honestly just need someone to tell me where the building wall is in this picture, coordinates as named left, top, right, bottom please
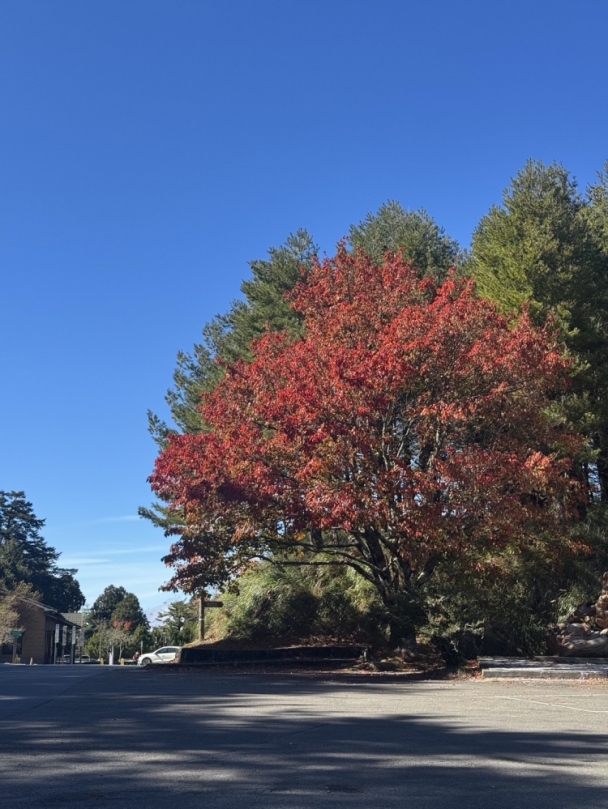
left=19, top=602, right=48, bottom=664
left=0, top=600, right=76, bottom=665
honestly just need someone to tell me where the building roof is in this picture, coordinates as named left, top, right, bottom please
left=61, top=612, right=87, bottom=627
left=0, top=587, right=79, bottom=627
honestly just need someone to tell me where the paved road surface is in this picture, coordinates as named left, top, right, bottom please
left=1, top=665, right=608, bottom=808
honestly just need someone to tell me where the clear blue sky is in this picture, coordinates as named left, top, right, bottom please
left=1, top=1, right=606, bottom=611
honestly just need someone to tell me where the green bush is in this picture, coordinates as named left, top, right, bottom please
left=420, top=511, right=608, bottom=662
left=205, top=507, right=608, bottom=661
left=206, top=560, right=384, bottom=644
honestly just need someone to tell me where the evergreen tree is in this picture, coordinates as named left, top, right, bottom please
left=111, top=592, right=149, bottom=631
left=156, top=230, right=317, bottom=441
left=140, top=230, right=318, bottom=528
left=0, top=491, right=84, bottom=611
left=471, top=160, right=608, bottom=500
left=586, top=163, right=608, bottom=250
left=90, top=585, right=128, bottom=625
left=349, top=201, right=465, bottom=280
left=89, top=586, right=149, bottom=657
left=156, top=600, right=197, bottom=645
left=583, top=163, right=608, bottom=499
left=471, top=160, right=601, bottom=323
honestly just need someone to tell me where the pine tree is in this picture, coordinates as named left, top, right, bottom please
left=140, top=231, right=318, bottom=528
left=349, top=201, right=465, bottom=279
left=156, top=600, right=197, bottom=644
left=159, top=230, right=317, bottom=440
left=111, top=592, right=149, bottom=631
left=0, top=491, right=84, bottom=612
left=584, top=163, right=608, bottom=499
left=90, top=585, right=128, bottom=625
left=471, top=160, right=608, bottom=500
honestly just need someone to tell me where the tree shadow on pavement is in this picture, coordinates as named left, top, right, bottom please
left=1, top=668, right=607, bottom=809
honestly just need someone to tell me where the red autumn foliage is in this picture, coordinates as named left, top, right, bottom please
left=151, top=248, right=583, bottom=615
left=113, top=620, right=132, bottom=632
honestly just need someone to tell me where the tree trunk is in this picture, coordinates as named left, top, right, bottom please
left=384, top=589, right=425, bottom=652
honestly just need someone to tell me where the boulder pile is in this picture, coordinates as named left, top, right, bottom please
left=548, top=573, right=608, bottom=657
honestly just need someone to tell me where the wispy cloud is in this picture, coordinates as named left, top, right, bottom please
left=53, top=515, right=142, bottom=530
left=104, top=545, right=167, bottom=556
left=96, top=515, right=140, bottom=524
left=61, top=555, right=176, bottom=610
left=62, top=545, right=167, bottom=566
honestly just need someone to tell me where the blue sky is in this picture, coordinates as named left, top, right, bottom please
left=1, top=1, right=607, bottom=611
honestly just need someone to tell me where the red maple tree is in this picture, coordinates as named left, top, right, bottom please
left=151, top=248, right=584, bottom=637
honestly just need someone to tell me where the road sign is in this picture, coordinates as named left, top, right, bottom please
left=10, top=630, right=23, bottom=638
left=198, top=596, right=224, bottom=641
left=55, top=623, right=60, bottom=643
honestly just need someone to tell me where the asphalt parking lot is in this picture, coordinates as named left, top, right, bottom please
left=1, top=665, right=608, bottom=808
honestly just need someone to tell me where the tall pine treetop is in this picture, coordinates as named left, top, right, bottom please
left=349, top=201, right=465, bottom=279
left=0, top=491, right=85, bottom=612
left=155, top=230, right=318, bottom=441
left=471, top=159, right=608, bottom=501
left=471, top=160, right=601, bottom=324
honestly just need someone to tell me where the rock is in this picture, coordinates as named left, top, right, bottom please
left=562, top=623, right=591, bottom=637
left=559, top=633, right=608, bottom=656
left=573, top=601, right=596, bottom=620
left=596, top=612, right=608, bottom=630
left=550, top=573, right=608, bottom=656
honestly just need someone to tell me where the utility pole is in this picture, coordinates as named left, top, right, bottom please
left=198, top=591, right=205, bottom=642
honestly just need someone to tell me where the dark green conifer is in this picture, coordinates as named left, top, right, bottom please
left=471, top=160, right=608, bottom=500
left=349, top=201, right=465, bottom=279
left=0, top=491, right=85, bottom=611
